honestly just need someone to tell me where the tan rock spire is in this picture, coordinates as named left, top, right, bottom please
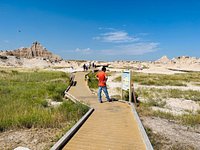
left=4, top=41, right=61, bottom=61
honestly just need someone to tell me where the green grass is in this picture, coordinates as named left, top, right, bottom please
left=136, top=87, right=200, bottom=101
left=179, top=113, right=200, bottom=126
left=115, top=72, right=200, bottom=86
left=153, top=111, right=200, bottom=127
left=193, top=83, right=200, bottom=86
left=86, top=72, right=99, bottom=89
left=137, top=102, right=200, bottom=126
left=52, top=66, right=70, bottom=69
left=0, top=69, right=89, bottom=131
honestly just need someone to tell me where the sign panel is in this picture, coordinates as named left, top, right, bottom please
left=122, top=71, right=131, bottom=90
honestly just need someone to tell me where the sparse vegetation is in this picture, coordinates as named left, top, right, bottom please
left=52, top=66, right=70, bottom=69
left=0, top=69, right=89, bottom=131
left=135, top=85, right=200, bottom=125
left=115, top=71, right=200, bottom=86
left=137, top=102, right=200, bottom=126
left=145, top=127, right=196, bottom=150
left=153, top=111, right=200, bottom=126
left=145, top=127, right=171, bottom=150
left=136, top=87, right=200, bottom=101
left=180, top=113, right=200, bottom=126
left=193, top=82, right=200, bottom=86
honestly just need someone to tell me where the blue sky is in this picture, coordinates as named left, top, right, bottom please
left=0, top=0, right=200, bottom=61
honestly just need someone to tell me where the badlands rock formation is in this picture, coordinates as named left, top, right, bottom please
left=0, top=41, right=61, bottom=61
left=155, top=55, right=171, bottom=64
left=155, top=56, right=200, bottom=71
left=0, top=42, right=66, bottom=68
left=155, top=55, right=200, bottom=65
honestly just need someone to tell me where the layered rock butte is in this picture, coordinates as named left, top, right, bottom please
left=1, top=41, right=61, bottom=61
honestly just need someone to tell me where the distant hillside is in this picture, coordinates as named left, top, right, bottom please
left=0, top=41, right=61, bottom=61
left=156, top=55, right=200, bottom=65
left=155, top=55, right=171, bottom=64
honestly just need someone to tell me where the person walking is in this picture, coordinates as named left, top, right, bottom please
left=96, top=66, right=111, bottom=103
left=83, top=64, right=86, bottom=71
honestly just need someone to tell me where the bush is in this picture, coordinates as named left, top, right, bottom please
left=87, top=72, right=98, bottom=89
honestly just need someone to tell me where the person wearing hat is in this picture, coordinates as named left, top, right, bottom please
left=96, top=66, right=111, bottom=103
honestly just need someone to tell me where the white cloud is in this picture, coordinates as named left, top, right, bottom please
left=67, top=28, right=159, bottom=58
left=71, top=42, right=159, bottom=56
left=118, top=42, right=159, bottom=55
left=93, top=28, right=159, bottom=56
left=94, top=31, right=139, bottom=43
left=67, top=42, right=159, bottom=57
left=100, top=42, right=159, bottom=55
left=74, top=48, right=92, bottom=54
left=98, top=27, right=116, bottom=31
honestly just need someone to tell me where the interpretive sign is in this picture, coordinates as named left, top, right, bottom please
left=122, top=71, right=131, bottom=90
left=121, top=70, right=132, bottom=102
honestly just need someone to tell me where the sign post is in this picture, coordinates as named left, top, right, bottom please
left=121, top=70, right=132, bottom=102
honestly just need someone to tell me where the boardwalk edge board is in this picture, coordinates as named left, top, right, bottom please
left=50, top=108, right=94, bottom=150
left=118, top=100, right=154, bottom=150
left=131, top=103, right=154, bottom=150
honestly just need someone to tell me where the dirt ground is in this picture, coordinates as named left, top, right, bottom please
left=0, top=128, right=63, bottom=150
left=141, top=116, right=200, bottom=150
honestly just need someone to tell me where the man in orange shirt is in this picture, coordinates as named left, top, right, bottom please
left=96, top=66, right=111, bottom=103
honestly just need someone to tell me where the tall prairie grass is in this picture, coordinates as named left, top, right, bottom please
left=0, top=69, right=89, bottom=131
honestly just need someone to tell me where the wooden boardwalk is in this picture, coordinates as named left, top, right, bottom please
left=63, top=72, right=146, bottom=150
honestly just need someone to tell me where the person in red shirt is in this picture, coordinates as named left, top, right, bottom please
left=96, top=66, right=111, bottom=103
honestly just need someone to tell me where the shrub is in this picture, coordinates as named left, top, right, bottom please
left=87, top=72, right=98, bottom=89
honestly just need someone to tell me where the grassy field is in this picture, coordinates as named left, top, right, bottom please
left=115, top=71, right=200, bottom=86
left=0, top=69, right=89, bottom=131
